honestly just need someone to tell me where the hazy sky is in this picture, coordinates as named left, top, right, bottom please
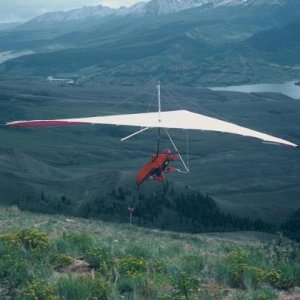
left=1, top=0, right=147, bottom=23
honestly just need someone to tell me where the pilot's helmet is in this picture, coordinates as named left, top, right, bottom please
left=162, top=149, right=171, bottom=155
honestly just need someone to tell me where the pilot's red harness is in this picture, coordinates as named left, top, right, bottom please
left=136, top=150, right=179, bottom=185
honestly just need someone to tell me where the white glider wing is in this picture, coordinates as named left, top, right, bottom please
left=6, top=109, right=298, bottom=147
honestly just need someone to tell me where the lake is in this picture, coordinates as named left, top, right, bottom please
left=210, top=80, right=300, bottom=99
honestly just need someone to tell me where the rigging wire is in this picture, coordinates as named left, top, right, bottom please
left=164, top=85, right=235, bottom=124
left=162, top=85, right=245, bottom=168
left=102, top=84, right=156, bottom=115
left=165, top=129, right=190, bottom=173
left=103, top=85, right=157, bottom=145
left=162, top=86, right=184, bottom=111
left=104, top=84, right=191, bottom=173
left=146, top=87, right=157, bottom=113
left=186, top=129, right=190, bottom=171
left=161, top=86, right=191, bottom=170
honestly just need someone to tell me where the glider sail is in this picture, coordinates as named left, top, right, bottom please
left=6, top=109, right=298, bottom=147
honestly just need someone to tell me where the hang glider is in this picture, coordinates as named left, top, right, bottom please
left=6, top=83, right=298, bottom=184
left=6, top=109, right=298, bottom=148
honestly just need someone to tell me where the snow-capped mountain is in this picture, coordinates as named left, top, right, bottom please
left=28, top=5, right=115, bottom=24
left=128, top=0, right=207, bottom=16
left=26, top=0, right=299, bottom=24
left=136, top=0, right=299, bottom=16
left=27, top=2, right=152, bottom=24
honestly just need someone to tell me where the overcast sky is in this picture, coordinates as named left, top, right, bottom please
left=1, top=0, right=147, bottom=23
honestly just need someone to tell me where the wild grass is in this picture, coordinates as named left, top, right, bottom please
left=0, top=206, right=299, bottom=299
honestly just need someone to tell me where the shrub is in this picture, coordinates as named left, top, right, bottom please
left=217, top=248, right=282, bottom=289
left=85, top=247, right=113, bottom=276
left=0, top=239, right=52, bottom=290
left=118, top=255, right=147, bottom=277
left=17, top=280, right=58, bottom=300
left=243, top=266, right=281, bottom=289
left=49, top=253, right=74, bottom=269
left=173, top=271, right=199, bottom=300
left=0, top=229, right=49, bottom=252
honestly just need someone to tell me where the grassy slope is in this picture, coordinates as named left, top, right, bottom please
left=0, top=205, right=299, bottom=299
left=0, top=205, right=274, bottom=244
left=0, top=80, right=299, bottom=223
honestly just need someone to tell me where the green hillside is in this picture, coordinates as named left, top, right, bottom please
left=0, top=205, right=299, bottom=299
left=245, top=18, right=300, bottom=65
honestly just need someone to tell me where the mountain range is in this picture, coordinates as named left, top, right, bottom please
left=1, top=0, right=300, bottom=85
left=25, top=0, right=300, bottom=23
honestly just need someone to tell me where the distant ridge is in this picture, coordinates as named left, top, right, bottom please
left=27, top=5, right=116, bottom=24
left=25, top=0, right=300, bottom=24
left=0, top=22, right=21, bottom=31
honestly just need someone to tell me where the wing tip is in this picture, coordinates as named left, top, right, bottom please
left=262, top=141, right=298, bottom=148
left=5, top=121, right=24, bottom=127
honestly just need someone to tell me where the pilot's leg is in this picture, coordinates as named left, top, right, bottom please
left=155, top=173, right=165, bottom=182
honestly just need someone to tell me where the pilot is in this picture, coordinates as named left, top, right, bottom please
left=136, top=149, right=178, bottom=185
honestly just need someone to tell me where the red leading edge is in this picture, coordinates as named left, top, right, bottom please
left=9, top=121, right=90, bottom=128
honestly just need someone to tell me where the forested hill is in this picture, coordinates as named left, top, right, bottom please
left=13, top=182, right=273, bottom=234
